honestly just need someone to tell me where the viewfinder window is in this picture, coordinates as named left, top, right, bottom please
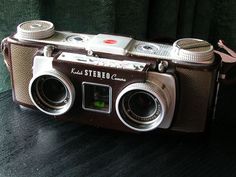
left=82, top=82, right=112, bottom=113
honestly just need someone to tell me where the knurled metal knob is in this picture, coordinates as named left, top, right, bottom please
left=17, top=20, right=55, bottom=39
left=172, top=38, right=214, bottom=63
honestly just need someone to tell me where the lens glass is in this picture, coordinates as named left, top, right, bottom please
left=35, top=75, right=69, bottom=109
left=42, top=78, right=67, bottom=104
left=128, top=92, right=156, bottom=118
left=121, top=90, right=162, bottom=123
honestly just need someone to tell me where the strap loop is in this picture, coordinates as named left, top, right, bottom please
left=0, top=38, right=10, bottom=71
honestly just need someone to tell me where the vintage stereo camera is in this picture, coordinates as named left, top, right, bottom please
left=1, top=20, right=221, bottom=132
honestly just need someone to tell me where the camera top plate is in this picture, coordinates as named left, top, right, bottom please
left=13, top=20, right=215, bottom=64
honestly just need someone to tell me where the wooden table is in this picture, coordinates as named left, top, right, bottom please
left=0, top=90, right=236, bottom=177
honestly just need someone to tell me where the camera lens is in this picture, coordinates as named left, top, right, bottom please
left=128, top=91, right=157, bottom=118
left=29, top=73, right=75, bottom=116
left=121, top=90, right=161, bottom=124
left=115, top=82, right=171, bottom=132
left=38, top=76, right=68, bottom=105
left=35, top=75, right=69, bottom=110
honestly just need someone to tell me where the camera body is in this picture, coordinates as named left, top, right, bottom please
left=1, top=20, right=221, bottom=132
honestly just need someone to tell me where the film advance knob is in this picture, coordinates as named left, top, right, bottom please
left=172, top=38, right=214, bottom=63
left=17, top=20, right=55, bottom=39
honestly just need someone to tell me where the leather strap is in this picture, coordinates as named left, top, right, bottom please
left=214, top=40, right=236, bottom=63
left=214, top=40, right=236, bottom=85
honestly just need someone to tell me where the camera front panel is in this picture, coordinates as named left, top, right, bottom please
left=26, top=50, right=176, bottom=132
left=52, top=55, right=151, bottom=131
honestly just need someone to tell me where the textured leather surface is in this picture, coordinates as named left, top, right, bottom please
left=0, top=0, right=236, bottom=93
left=10, top=44, right=38, bottom=105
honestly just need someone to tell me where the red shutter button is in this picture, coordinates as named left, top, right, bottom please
left=104, top=39, right=117, bottom=44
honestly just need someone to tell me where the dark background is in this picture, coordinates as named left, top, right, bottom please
left=0, top=0, right=236, bottom=92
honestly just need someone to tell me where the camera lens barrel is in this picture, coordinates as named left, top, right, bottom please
left=29, top=71, right=75, bottom=116
left=116, top=82, right=169, bottom=132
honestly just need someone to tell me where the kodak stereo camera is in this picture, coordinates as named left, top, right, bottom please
left=1, top=20, right=222, bottom=132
